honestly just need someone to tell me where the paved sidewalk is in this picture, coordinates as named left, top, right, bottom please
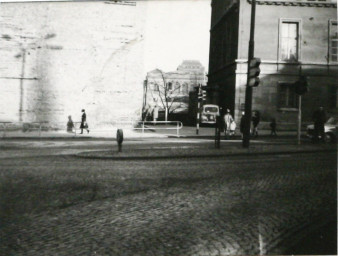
left=1, top=125, right=304, bottom=139
left=0, top=128, right=167, bottom=140
left=1, top=125, right=336, bottom=159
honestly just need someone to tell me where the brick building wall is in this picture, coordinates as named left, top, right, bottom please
left=0, top=1, right=146, bottom=127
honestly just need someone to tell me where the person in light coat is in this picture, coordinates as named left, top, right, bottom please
left=223, top=109, right=234, bottom=138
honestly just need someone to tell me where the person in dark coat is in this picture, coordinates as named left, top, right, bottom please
left=67, top=115, right=74, bottom=133
left=251, top=111, right=260, bottom=137
left=270, top=118, right=277, bottom=136
left=312, top=106, right=326, bottom=142
left=80, top=109, right=90, bottom=134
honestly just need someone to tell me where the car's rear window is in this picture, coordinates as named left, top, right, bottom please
left=204, top=107, right=218, bottom=113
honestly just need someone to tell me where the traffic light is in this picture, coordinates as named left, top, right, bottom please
left=294, top=76, right=308, bottom=95
left=198, top=86, right=207, bottom=102
left=202, top=89, right=207, bottom=101
left=248, top=58, right=261, bottom=87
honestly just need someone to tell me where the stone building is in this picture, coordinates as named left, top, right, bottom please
left=0, top=0, right=146, bottom=128
left=143, top=60, right=206, bottom=120
left=208, top=0, right=337, bottom=129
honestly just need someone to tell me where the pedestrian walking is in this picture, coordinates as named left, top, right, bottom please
left=251, top=110, right=260, bottom=137
left=240, top=111, right=245, bottom=139
left=223, top=109, right=234, bottom=138
left=80, top=109, right=90, bottom=134
left=67, top=115, right=74, bottom=133
left=312, top=106, right=326, bottom=143
left=270, top=118, right=277, bottom=136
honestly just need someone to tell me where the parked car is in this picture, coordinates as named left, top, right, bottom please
left=200, top=104, right=219, bottom=124
left=306, top=116, right=338, bottom=143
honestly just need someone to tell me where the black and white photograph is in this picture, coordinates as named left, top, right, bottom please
left=0, top=0, right=337, bottom=255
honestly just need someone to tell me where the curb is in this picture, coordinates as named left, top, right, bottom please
left=169, top=135, right=308, bottom=139
left=0, top=136, right=156, bottom=141
left=74, top=148, right=336, bottom=160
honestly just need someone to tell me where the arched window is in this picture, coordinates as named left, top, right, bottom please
left=183, top=83, right=189, bottom=94
left=167, top=82, right=173, bottom=91
left=175, top=82, right=181, bottom=92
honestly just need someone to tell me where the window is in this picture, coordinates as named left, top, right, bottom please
left=175, top=82, right=181, bottom=92
left=167, top=82, right=173, bottom=91
left=153, top=83, right=159, bottom=92
left=329, top=20, right=338, bottom=63
left=278, top=82, right=298, bottom=109
left=183, top=83, right=189, bottom=94
left=279, top=20, right=300, bottom=62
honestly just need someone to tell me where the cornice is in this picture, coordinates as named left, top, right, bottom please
left=247, top=0, right=337, bottom=7
left=208, top=59, right=338, bottom=76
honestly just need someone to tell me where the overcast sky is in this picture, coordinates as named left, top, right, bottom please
left=144, top=0, right=211, bottom=73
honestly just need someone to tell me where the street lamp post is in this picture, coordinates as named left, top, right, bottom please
left=12, top=33, right=58, bottom=122
left=19, top=48, right=26, bottom=122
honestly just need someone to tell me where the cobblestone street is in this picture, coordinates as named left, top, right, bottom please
left=0, top=149, right=336, bottom=255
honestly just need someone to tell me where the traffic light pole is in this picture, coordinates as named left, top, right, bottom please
left=242, top=0, right=256, bottom=148
left=196, top=100, right=200, bottom=135
left=297, top=95, right=302, bottom=145
left=196, top=84, right=201, bottom=135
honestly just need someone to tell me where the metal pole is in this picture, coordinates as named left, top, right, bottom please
left=165, top=107, right=168, bottom=123
left=3, top=123, right=6, bottom=138
left=196, top=85, right=201, bottom=135
left=196, top=102, right=200, bottom=135
left=19, top=48, right=26, bottom=122
left=143, top=79, right=148, bottom=121
left=242, top=0, right=256, bottom=148
left=215, top=116, right=221, bottom=149
left=177, top=122, right=179, bottom=137
left=297, top=95, right=302, bottom=145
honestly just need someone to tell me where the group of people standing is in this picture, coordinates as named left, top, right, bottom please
left=224, top=106, right=327, bottom=141
left=222, top=109, right=271, bottom=138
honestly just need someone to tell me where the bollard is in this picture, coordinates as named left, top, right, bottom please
left=116, top=129, right=124, bottom=152
left=177, top=122, right=179, bottom=137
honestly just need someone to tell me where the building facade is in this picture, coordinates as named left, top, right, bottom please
left=208, top=0, right=337, bottom=129
left=0, top=1, right=146, bottom=128
left=143, top=60, right=206, bottom=120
